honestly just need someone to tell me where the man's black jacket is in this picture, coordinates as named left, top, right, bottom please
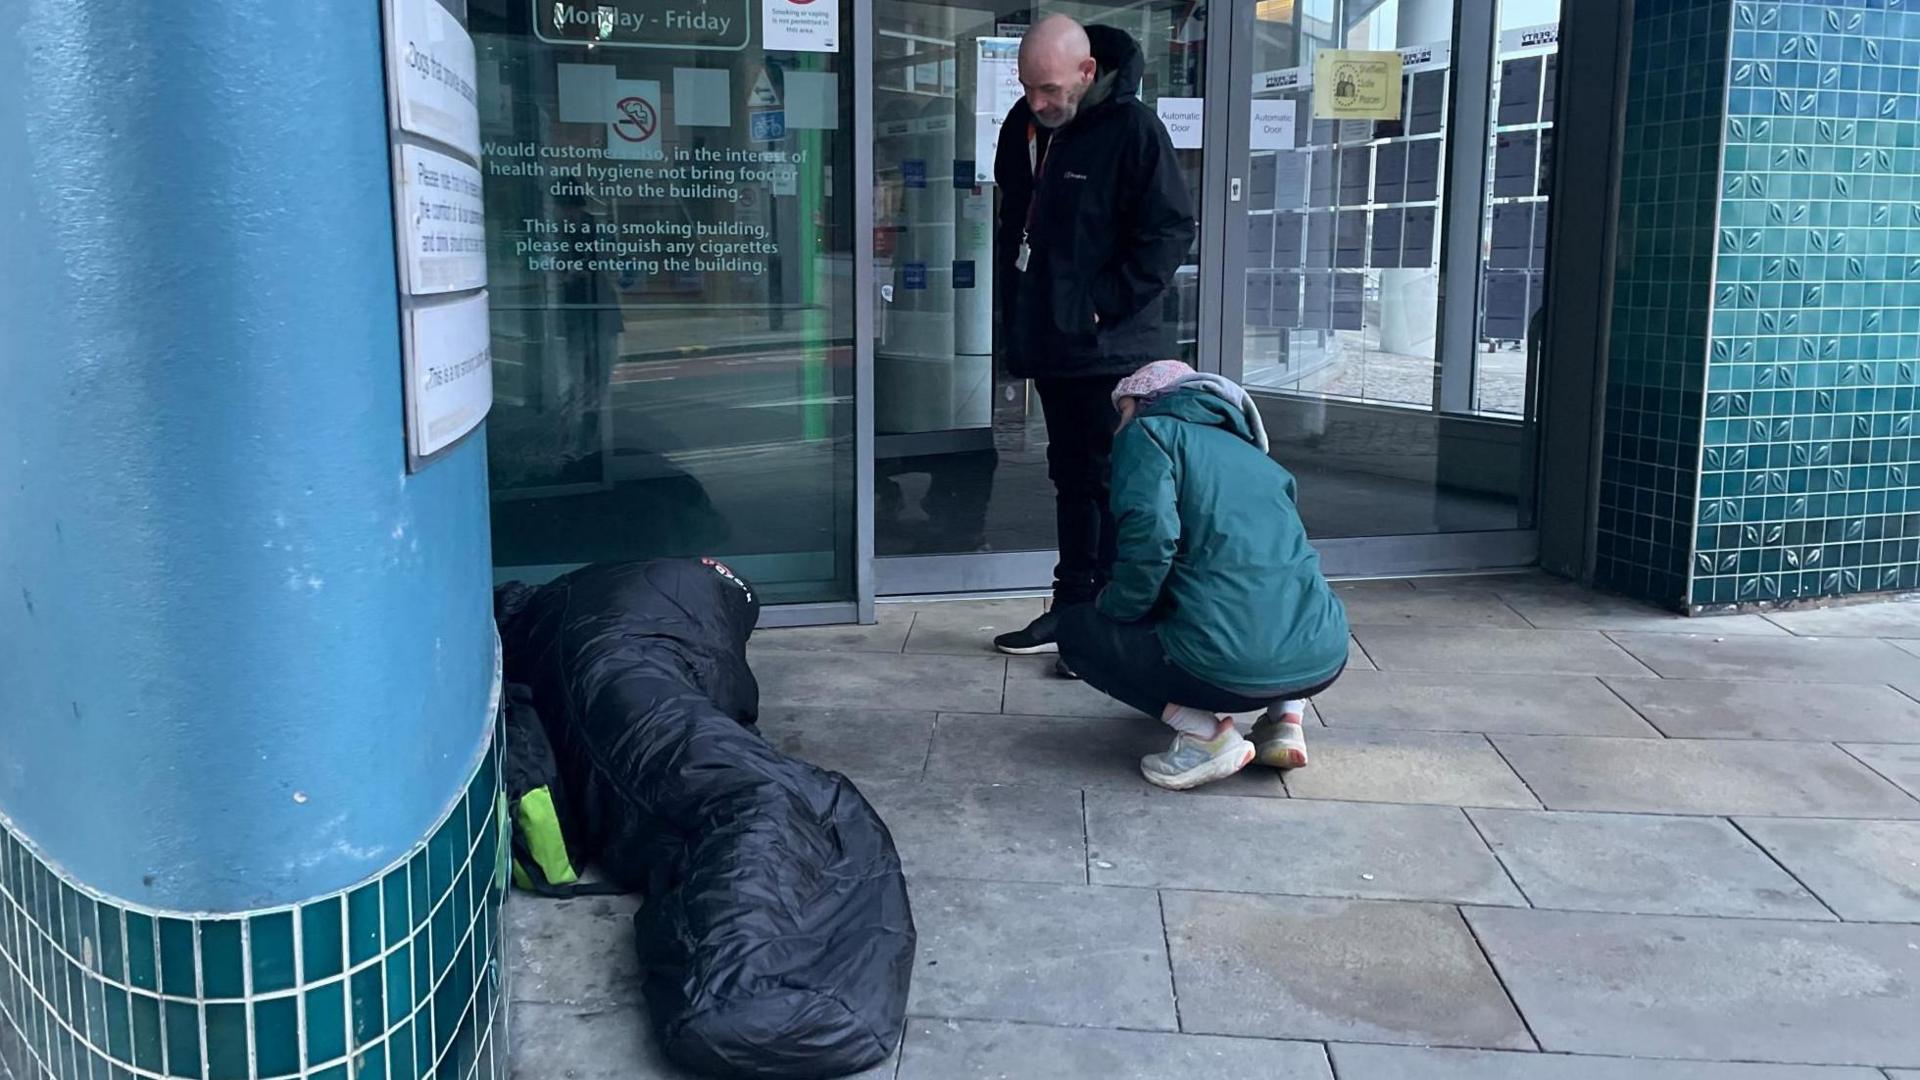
left=994, top=25, right=1199, bottom=379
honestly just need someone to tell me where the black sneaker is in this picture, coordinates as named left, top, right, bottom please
left=994, top=609, right=1061, bottom=655
left=1053, top=657, right=1082, bottom=680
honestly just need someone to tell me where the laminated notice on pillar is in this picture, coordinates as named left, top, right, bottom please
left=388, top=0, right=481, bottom=159
left=1156, top=98, right=1204, bottom=149
left=399, top=145, right=487, bottom=295
left=406, top=291, right=493, bottom=460
left=763, top=0, right=839, bottom=52
left=1312, top=50, right=1402, bottom=120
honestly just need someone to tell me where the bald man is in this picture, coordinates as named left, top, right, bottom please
left=991, top=16, right=1198, bottom=660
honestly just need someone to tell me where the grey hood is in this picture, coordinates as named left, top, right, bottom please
left=1166, top=372, right=1270, bottom=454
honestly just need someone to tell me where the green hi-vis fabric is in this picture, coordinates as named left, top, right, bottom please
left=512, top=785, right=580, bottom=889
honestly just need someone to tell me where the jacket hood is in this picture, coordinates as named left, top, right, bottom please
left=1086, top=25, right=1145, bottom=106
left=1138, top=386, right=1264, bottom=450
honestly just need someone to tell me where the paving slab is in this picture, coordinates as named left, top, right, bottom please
left=1338, top=588, right=1532, bottom=629
left=1335, top=578, right=1417, bottom=594
left=753, top=605, right=913, bottom=653
left=924, top=713, right=1288, bottom=798
left=1282, top=729, right=1539, bottom=808
left=901, top=598, right=1045, bottom=656
left=1353, top=626, right=1653, bottom=676
left=1769, top=602, right=1920, bottom=638
left=1605, top=680, right=1920, bottom=742
left=1845, top=743, right=1920, bottom=802
left=907, top=878, right=1176, bottom=1031
left=1610, top=632, right=1920, bottom=684
left=1491, top=735, right=1920, bottom=818
left=1466, top=907, right=1920, bottom=1066
left=1003, top=656, right=1137, bottom=718
left=1346, top=636, right=1377, bottom=671
left=859, top=781, right=1087, bottom=886
left=895, top=1019, right=1330, bottom=1080
left=1314, top=671, right=1658, bottom=736
left=1406, top=572, right=1559, bottom=593
left=1741, top=818, right=1920, bottom=922
left=1498, top=588, right=1785, bottom=635
left=755, top=707, right=936, bottom=784
left=1328, top=1044, right=1884, bottom=1080
left=1002, top=657, right=1324, bottom=728
left=752, top=650, right=1007, bottom=713
left=1469, top=809, right=1831, bottom=919
left=1162, top=892, right=1532, bottom=1048
left=1086, top=792, right=1523, bottom=904
left=510, top=1003, right=897, bottom=1079
left=506, top=895, right=644, bottom=1006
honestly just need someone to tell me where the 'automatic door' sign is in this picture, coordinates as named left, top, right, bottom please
left=537, top=0, right=752, bottom=50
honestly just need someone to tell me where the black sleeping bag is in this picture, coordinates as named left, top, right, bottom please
left=494, top=559, right=915, bottom=1079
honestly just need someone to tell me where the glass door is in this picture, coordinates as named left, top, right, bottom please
left=1218, top=0, right=1560, bottom=574
left=869, top=0, right=1213, bottom=594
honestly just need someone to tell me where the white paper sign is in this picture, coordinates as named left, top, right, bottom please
left=1156, top=97, right=1204, bottom=150
left=388, top=0, right=480, bottom=159
left=399, top=146, right=487, bottom=295
left=406, top=291, right=493, bottom=459
left=974, top=38, right=1026, bottom=182
left=1502, top=22, right=1560, bottom=54
left=763, top=0, right=839, bottom=53
left=1251, top=99, right=1299, bottom=151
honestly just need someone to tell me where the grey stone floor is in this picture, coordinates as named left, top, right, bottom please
left=507, top=573, right=1920, bottom=1079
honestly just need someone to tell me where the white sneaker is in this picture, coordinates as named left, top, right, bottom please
left=1250, top=710, right=1308, bottom=770
left=1140, top=729, right=1256, bottom=791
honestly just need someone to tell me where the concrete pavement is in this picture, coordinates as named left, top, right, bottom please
left=508, top=574, right=1920, bottom=1078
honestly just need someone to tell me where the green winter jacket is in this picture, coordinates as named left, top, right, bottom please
left=1097, top=387, right=1350, bottom=692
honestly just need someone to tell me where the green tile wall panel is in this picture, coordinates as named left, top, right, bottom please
left=1599, top=0, right=1920, bottom=611
left=0, top=731, right=507, bottom=1080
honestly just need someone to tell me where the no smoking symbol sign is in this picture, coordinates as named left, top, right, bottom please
left=614, top=96, right=658, bottom=142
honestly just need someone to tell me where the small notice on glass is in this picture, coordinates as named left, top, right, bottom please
left=1156, top=98, right=1204, bottom=149
left=1312, top=50, right=1403, bottom=120
left=763, top=0, right=839, bottom=53
left=974, top=38, right=1025, bottom=181
left=1250, top=100, right=1298, bottom=151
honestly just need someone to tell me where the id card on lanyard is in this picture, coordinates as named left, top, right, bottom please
left=1017, top=122, right=1047, bottom=273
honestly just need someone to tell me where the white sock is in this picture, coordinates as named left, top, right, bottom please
left=1273, top=700, right=1308, bottom=721
left=1163, top=705, right=1221, bottom=738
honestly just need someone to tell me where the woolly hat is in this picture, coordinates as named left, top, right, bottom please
left=1111, top=360, right=1197, bottom=406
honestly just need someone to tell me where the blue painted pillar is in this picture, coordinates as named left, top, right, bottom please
left=0, top=4, right=506, bottom=1079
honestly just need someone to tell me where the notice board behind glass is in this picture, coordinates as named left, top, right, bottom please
left=471, top=0, right=857, bottom=604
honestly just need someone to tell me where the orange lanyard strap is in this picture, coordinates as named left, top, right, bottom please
left=1024, top=122, right=1050, bottom=234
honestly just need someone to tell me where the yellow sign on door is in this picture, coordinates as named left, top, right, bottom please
left=1312, top=50, right=1403, bottom=120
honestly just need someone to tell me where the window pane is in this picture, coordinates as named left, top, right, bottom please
left=473, top=0, right=857, bottom=603
left=1242, top=0, right=1453, bottom=409
left=1475, top=0, right=1561, bottom=415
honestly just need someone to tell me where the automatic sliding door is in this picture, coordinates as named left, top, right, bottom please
left=1224, top=0, right=1551, bottom=557
left=870, top=0, right=1211, bottom=593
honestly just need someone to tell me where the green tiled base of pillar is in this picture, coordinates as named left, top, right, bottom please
left=0, top=732, right=507, bottom=1080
